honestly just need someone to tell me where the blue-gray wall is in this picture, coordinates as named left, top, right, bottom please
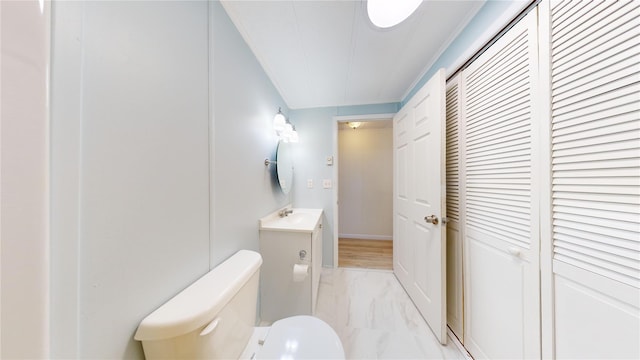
left=403, top=0, right=526, bottom=105
left=51, top=1, right=289, bottom=358
left=49, top=0, right=524, bottom=357
left=289, top=104, right=399, bottom=266
left=210, top=0, right=290, bottom=268
left=289, top=1, right=523, bottom=267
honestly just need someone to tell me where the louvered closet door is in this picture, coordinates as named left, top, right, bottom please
left=445, top=75, right=464, bottom=340
left=461, top=9, right=540, bottom=360
left=549, top=1, right=640, bottom=358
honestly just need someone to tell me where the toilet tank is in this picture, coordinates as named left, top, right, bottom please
left=134, top=250, right=262, bottom=359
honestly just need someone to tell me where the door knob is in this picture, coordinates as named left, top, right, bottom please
left=424, top=215, right=439, bottom=225
left=507, top=247, right=521, bottom=257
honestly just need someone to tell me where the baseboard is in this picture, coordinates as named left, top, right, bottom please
left=338, top=233, right=392, bottom=241
left=447, top=326, right=473, bottom=360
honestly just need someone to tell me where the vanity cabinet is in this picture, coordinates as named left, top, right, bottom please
left=310, top=220, right=322, bottom=310
left=259, top=208, right=323, bottom=323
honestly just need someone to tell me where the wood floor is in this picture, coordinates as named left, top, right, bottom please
left=338, top=238, right=393, bottom=270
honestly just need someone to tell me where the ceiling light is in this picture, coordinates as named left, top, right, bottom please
left=367, top=0, right=422, bottom=29
left=348, top=122, right=362, bottom=129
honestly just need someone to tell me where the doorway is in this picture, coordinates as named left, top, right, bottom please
left=333, top=116, right=394, bottom=270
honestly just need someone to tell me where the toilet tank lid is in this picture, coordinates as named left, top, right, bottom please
left=134, top=250, right=262, bottom=341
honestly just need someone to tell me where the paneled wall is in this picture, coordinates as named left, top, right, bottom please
left=51, top=2, right=210, bottom=357
left=0, top=1, right=51, bottom=357
left=49, top=1, right=290, bottom=358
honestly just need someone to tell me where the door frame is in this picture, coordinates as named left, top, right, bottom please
left=331, top=113, right=396, bottom=268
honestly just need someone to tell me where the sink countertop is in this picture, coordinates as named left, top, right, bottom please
left=259, top=208, right=323, bottom=233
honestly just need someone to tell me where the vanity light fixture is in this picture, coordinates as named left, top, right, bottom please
left=273, top=108, right=287, bottom=132
left=347, top=122, right=362, bottom=129
left=273, top=108, right=299, bottom=143
left=367, top=0, right=422, bottom=29
left=289, top=125, right=299, bottom=143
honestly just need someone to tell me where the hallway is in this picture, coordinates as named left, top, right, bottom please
left=338, top=239, right=393, bottom=270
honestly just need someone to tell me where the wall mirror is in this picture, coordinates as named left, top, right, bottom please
left=276, top=140, right=293, bottom=194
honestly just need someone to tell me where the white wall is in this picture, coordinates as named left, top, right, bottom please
left=338, top=126, right=393, bottom=240
left=0, top=1, right=51, bottom=358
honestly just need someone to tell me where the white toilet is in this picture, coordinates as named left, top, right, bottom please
left=134, top=250, right=344, bottom=359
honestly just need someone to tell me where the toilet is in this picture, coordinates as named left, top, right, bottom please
left=134, top=250, right=344, bottom=359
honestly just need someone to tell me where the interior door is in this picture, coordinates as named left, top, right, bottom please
left=394, top=68, right=447, bottom=344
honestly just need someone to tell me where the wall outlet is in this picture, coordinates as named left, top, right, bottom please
left=307, top=179, right=314, bottom=188
left=322, top=179, right=332, bottom=189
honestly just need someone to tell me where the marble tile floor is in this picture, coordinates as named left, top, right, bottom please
left=315, top=267, right=467, bottom=360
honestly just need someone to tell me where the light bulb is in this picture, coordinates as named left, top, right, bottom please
left=284, top=123, right=293, bottom=134
left=290, top=130, right=299, bottom=143
left=273, top=112, right=286, bottom=132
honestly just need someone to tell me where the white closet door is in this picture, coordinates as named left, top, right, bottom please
left=548, top=1, right=640, bottom=358
left=461, top=9, right=540, bottom=359
left=445, top=75, right=464, bottom=340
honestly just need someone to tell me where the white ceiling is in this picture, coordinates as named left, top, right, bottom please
left=220, top=0, right=485, bottom=109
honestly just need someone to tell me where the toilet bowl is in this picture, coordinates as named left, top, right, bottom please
left=134, top=250, right=344, bottom=359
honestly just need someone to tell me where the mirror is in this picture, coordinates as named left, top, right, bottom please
left=276, top=140, right=293, bottom=194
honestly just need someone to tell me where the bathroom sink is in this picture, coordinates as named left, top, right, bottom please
left=259, top=208, right=323, bottom=233
left=282, top=212, right=308, bottom=225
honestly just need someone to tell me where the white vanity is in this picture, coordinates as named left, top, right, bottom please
left=259, top=207, right=323, bottom=323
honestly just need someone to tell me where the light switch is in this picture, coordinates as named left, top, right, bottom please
left=322, top=179, right=332, bottom=189
left=326, top=156, right=333, bottom=166
left=307, top=179, right=314, bottom=188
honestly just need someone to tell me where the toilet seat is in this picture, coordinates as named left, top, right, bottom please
left=256, top=316, right=344, bottom=359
